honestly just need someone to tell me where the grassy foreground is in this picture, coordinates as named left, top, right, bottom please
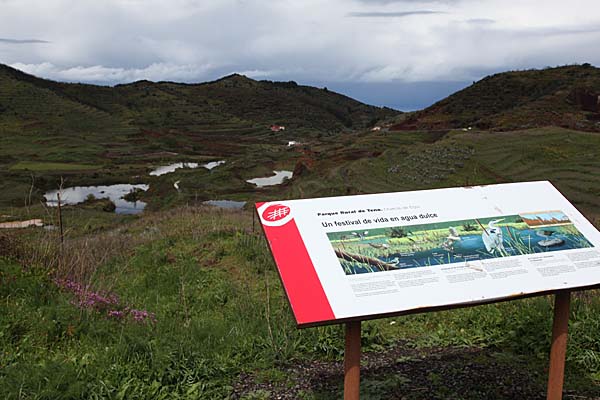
left=1, top=206, right=600, bottom=399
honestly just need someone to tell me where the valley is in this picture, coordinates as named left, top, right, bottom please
left=1, top=64, right=600, bottom=399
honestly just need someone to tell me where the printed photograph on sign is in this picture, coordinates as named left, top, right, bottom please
left=327, top=210, right=594, bottom=275
left=520, top=210, right=573, bottom=227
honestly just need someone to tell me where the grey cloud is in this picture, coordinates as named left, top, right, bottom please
left=0, top=37, right=49, bottom=44
left=347, top=10, right=445, bottom=17
left=466, top=18, right=495, bottom=24
left=524, top=26, right=600, bottom=37
left=355, top=0, right=458, bottom=3
left=470, top=24, right=600, bottom=38
left=10, top=62, right=213, bottom=85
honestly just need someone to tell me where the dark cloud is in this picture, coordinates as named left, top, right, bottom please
left=347, top=10, right=445, bottom=17
left=0, top=37, right=49, bottom=44
left=308, top=80, right=470, bottom=111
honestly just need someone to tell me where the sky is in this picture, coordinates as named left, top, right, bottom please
left=1, top=0, right=599, bottom=111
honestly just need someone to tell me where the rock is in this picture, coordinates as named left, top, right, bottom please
left=568, top=87, right=600, bottom=112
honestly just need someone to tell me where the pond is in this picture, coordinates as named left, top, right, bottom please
left=149, top=162, right=199, bottom=176
left=202, top=160, right=226, bottom=170
left=246, top=170, right=293, bottom=187
left=149, top=160, right=226, bottom=176
left=203, top=200, right=246, bottom=209
left=44, top=184, right=149, bottom=215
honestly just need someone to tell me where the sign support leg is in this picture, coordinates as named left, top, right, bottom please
left=547, top=290, right=571, bottom=400
left=344, top=320, right=361, bottom=400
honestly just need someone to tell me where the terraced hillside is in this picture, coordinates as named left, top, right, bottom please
left=392, top=64, right=600, bottom=131
left=452, top=127, right=600, bottom=223
left=275, top=127, right=600, bottom=228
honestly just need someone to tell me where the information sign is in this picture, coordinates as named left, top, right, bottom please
left=257, top=181, right=600, bottom=327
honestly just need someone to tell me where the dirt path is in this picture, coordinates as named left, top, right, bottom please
left=0, top=219, right=43, bottom=229
left=232, top=342, right=600, bottom=399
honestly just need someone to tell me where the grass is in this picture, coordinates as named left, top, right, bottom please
left=0, top=207, right=362, bottom=399
left=9, top=161, right=100, bottom=171
left=1, top=206, right=600, bottom=399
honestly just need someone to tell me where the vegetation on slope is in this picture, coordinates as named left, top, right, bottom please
left=392, top=64, right=600, bottom=131
left=0, top=64, right=398, bottom=134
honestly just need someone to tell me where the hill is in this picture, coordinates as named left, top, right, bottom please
left=0, top=63, right=399, bottom=207
left=391, top=64, right=600, bottom=131
left=0, top=64, right=398, bottom=136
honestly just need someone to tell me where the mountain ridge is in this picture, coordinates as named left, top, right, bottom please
left=0, top=63, right=398, bottom=135
left=391, top=64, right=600, bottom=132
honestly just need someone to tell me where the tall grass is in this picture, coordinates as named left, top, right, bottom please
left=0, top=207, right=384, bottom=399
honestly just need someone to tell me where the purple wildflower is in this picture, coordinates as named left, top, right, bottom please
left=107, top=310, right=125, bottom=319
left=54, top=278, right=156, bottom=324
left=127, top=308, right=157, bottom=324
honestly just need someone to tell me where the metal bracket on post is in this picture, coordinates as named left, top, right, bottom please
left=344, top=320, right=361, bottom=400
left=547, top=290, right=571, bottom=400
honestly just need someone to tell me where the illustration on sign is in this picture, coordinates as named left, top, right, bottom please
left=327, top=210, right=593, bottom=275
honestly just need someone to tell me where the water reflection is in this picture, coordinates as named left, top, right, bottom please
left=149, top=162, right=199, bottom=176
left=149, top=160, right=226, bottom=176
left=246, top=170, right=293, bottom=187
left=44, top=184, right=149, bottom=215
left=202, top=160, right=226, bottom=170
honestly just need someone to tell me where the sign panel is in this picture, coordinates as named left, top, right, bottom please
left=257, top=181, right=600, bottom=327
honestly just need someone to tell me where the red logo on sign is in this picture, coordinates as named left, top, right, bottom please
left=262, top=204, right=291, bottom=222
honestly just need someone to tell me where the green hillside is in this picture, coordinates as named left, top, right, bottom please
left=0, top=64, right=398, bottom=135
left=392, top=64, right=600, bottom=131
left=0, top=65, right=134, bottom=135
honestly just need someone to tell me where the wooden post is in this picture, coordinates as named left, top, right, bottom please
left=57, top=191, right=64, bottom=251
left=547, top=290, right=571, bottom=400
left=344, top=320, right=361, bottom=400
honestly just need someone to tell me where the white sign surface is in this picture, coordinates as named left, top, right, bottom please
left=257, top=181, right=600, bottom=327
